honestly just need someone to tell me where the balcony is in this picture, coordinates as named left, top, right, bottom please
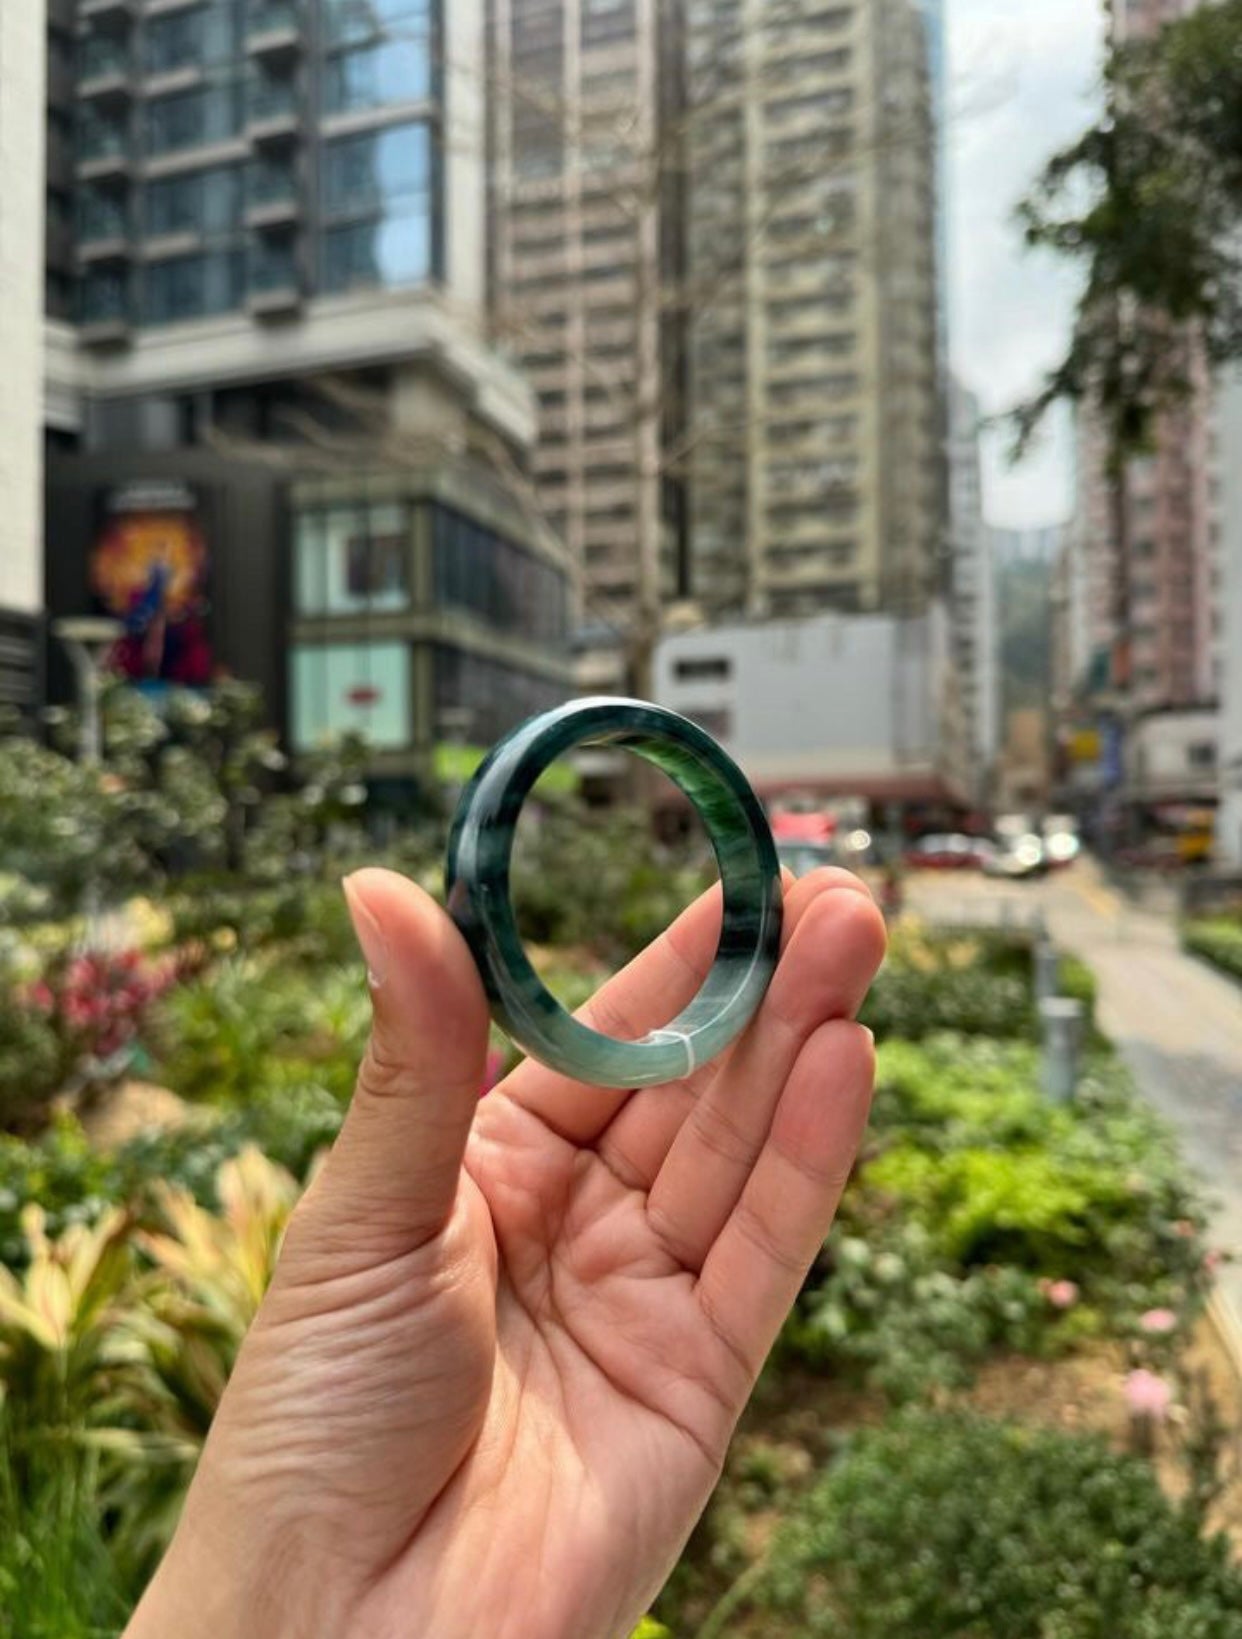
left=245, top=164, right=301, bottom=230
left=247, top=244, right=302, bottom=319
left=245, top=193, right=300, bottom=231
left=78, top=230, right=131, bottom=265
left=79, top=41, right=132, bottom=103
left=80, top=309, right=131, bottom=347
left=78, top=0, right=135, bottom=27
left=76, top=132, right=130, bottom=183
left=247, top=3, right=302, bottom=65
left=246, top=80, right=300, bottom=146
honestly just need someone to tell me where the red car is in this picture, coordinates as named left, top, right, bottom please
left=903, top=833, right=987, bottom=870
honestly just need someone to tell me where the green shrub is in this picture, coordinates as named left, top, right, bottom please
left=0, top=976, right=61, bottom=1134
left=0, top=1435, right=138, bottom=1639
left=782, top=1037, right=1208, bottom=1391
left=867, top=1039, right=1205, bottom=1294
left=509, top=799, right=714, bottom=964
left=758, top=1410, right=1242, bottom=1638
left=786, top=1224, right=1050, bottom=1401
left=0, top=1093, right=343, bottom=1270
left=860, top=964, right=1034, bottom=1041
left=149, top=958, right=368, bottom=1107
left=1184, top=917, right=1242, bottom=983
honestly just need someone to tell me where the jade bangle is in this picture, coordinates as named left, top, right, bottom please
left=445, top=698, right=782, bottom=1089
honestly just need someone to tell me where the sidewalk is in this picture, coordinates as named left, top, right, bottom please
left=1043, top=866, right=1242, bottom=1334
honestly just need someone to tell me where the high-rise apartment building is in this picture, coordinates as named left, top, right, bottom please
left=488, top=0, right=684, bottom=691
left=947, top=377, right=996, bottom=792
left=685, top=0, right=943, bottom=622
left=35, top=0, right=572, bottom=780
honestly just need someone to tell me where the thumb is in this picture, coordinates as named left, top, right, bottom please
left=288, top=868, right=491, bottom=1266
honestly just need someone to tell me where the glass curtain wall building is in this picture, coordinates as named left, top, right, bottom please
left=53, top=0, right=573, bottom=784
left=289, top=471, right=571, bottom=780
left=76, top=0, right=440, bottom=336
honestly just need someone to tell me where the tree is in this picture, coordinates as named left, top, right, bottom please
left=1014, top=2, right=1242, bottom=693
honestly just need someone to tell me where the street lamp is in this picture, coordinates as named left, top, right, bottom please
left=52, top=617, right=123, bottom=767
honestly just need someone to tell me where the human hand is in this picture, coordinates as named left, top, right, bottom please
left=127, top=865, right=885, bottom=1639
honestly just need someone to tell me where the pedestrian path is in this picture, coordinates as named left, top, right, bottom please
left=1045, top=872, right=1242, bottom=1330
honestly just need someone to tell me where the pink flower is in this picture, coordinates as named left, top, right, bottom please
left=1205, top=1249, right=1224, bottom=1275
left=1174, top=1218, right=1197, bottom=1239
left=1125, top=1369, right=1173, bottom=1421
left=1044, top=1279, right=1080, bottom=1310
left=1139, top=1308, right=1178, bottom=1335
left=28, top=983, right=54, bottom=1013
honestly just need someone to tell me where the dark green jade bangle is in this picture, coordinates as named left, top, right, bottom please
left=445, top=698, right=783, bottom=1089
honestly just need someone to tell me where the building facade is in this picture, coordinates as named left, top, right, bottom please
left=684, top=0, right=943, bottom=623
left=38, top=0, right=572, bottom=774
left=655, top=607, right=955, bottom=808
left=488, top=0, right=683, bottom=691
left=0, top=0, right=50, bottom=715
left=947, top=376, right=996, bottom=796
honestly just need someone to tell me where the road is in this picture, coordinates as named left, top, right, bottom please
left=905, top=860, right=1242, bottom=1332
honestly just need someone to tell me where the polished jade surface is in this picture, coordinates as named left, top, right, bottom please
left=445, top=698, right=782, bottom=1089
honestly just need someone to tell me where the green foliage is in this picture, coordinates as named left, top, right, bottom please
left=759, top=1410, right=1242, bottom=1639
left=150, top=958, right=369, bottom=1107
left=0, top=1096, right=342, bottom=1271
left=786, top=1225, right=1050, bottom=1402
left=509, top=799, right=714, bottom=965
left=0, top=1436, right=137, bottom=1639
left=0, top=681, right=370, bottom=930
left=784, top=1036, right=1207, bottom=1396
left=860, top=963, right=1034, bottom=1041
left=0, top=957, right=61, bottom=1133
left=1015, top=1, right=1242, bottom=461
left=1183, top=917, right=1242, bottom=982
left=858, top=925, right=1095, bottom=1045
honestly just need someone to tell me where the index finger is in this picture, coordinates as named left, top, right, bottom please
left=495, top=867, right=870, bottom=1146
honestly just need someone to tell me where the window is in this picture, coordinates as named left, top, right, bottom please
left=432, top=505, right=569, bottom=646
left=142, top=250, right=245, bottom=324
left=323, top=0, right=431, bottom=49
left=321, top=122, right=436, bottom=292
left=295, top=504, right=410, bottom=614
left=323, top=36, right=432, bottom=113
left=581, top=0, right=636, bottom=47
left=145, top=166, right=243, bottom=237
left=291, top=642, right=411, bottom=752
left=1187, top=741, right=1216, bottom=770
left=145, top=4, right=239, bottom=74
left=433, top=648, right=567, bottom=747
left=146, top=85, right=244, bottom=154
left=674, top=656, right=731, bottom=682
left=81, top=269, right=129, bottom=323
left=79, top=189, right=128, bottom=242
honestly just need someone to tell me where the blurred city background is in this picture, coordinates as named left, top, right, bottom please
left=2, top=0, right=1242, bottom=1634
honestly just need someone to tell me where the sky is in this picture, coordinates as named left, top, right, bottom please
left=945, top=0, right=1106, bottom=532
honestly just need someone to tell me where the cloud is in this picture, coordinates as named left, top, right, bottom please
left=945, top=0, right=1105, bottom=529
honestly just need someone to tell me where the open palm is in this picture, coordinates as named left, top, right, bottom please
left=129, top=867, right=885, bottom=1639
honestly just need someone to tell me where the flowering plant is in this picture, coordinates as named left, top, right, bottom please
left=26, top=949, right=180, bottom=1074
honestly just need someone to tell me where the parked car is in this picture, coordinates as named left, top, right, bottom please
left=903, top=833, right=986, bottom=870
left=981, top=833, right=1048, bottom=880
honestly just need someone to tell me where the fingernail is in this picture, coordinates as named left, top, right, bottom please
left=343, top=875, right=388, bottom=990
